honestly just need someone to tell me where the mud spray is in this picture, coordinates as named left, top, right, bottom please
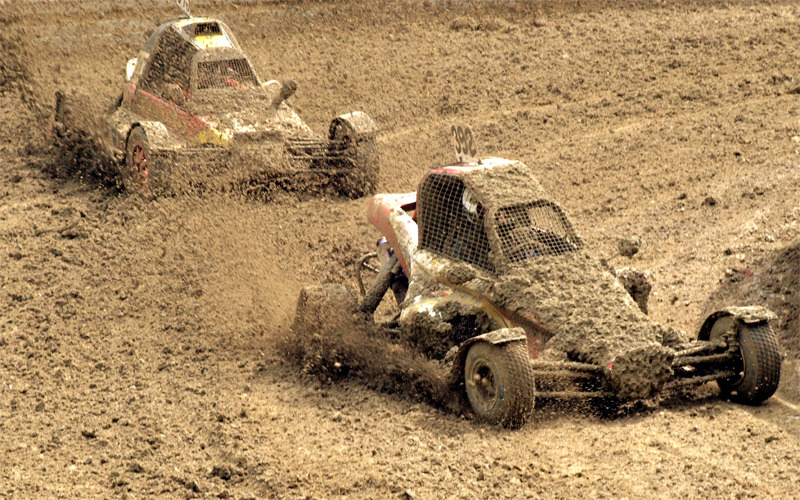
left=282, top=285, right=462, bottom=413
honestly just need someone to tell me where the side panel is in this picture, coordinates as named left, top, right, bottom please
left=366, top=193, right=418, bottom=275
left=126, top=85, right=208, bottom=143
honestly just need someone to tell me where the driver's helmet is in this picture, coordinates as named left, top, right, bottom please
left=461, top=188, right=481, bottom=216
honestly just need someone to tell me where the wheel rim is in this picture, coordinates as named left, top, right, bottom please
left=730, top=337, right=746, bottom=384
left=709, top=318, right=745, bottom=388
left=467, top=358, right=498, bottom=412
left=130, top=142, right=150, bottom=194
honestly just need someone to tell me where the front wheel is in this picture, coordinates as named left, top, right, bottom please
left=464, top=341, right=535, bottom=428
left=713, top=321, right=781, bottom=405
left=124, top=127, right=152, bottom=195
left=290, top=284, right=364, bottom=380
left=292, top=284, right=359, bottom=339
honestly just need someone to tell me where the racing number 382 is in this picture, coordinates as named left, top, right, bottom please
left=451, top=124, right=477, bottom=162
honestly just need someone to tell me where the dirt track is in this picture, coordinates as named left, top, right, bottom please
left=2, top=0, right=800, bottom=498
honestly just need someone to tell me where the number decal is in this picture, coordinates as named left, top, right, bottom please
left=465, top=128, right=476, bottom=157
left=451, top=124, right=478, bottom=163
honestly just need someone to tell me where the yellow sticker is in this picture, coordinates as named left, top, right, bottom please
left=196, top=127, right=232, bottom=147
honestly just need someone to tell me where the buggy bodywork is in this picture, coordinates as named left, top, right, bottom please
left=54, top=16, right=377, bottom=197
left=297, top=137, right=782, bottom=427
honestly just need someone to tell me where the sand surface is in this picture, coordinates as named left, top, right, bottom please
left=2, top=1, right=799, bottom=498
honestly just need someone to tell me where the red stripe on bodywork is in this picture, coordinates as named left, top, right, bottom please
left=128, top=84, right=209, bottom=140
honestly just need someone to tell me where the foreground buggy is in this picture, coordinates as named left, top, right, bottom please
left=294, top=133, right=782, bottom=427
left=53, top=15, right=377, bottom=197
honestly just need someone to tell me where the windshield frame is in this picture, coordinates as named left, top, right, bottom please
left=487, top=200, right=584, bottom=268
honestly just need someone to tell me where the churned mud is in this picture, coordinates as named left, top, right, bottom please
left=2, top=0, right=800, bottom=498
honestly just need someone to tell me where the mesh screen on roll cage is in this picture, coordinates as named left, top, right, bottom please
left=196, top=59, right=258, bottom=89
left=495, top=202, right=581, bottom=263
left=140, top=27, right=194, bottom=95
left=418, top=173, right=493, bottom=272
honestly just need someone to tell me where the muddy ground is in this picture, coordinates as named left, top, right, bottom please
left=2, top=0, right=800, bottom=498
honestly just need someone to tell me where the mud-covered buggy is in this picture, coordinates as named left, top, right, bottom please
left=52, top=15, right=377, bottom=198
left=294, top=129, right=782, bottom=427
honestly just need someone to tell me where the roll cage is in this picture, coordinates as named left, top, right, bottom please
left=130, top=18, right=261, bottom=102
left=416, top=169, right=583, bottom=272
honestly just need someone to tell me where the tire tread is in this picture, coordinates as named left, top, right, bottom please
left=724, top=323, right=781, bottom=405
left=465, top=341, right=535, bottom=428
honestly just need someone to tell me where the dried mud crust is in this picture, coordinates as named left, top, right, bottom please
left=461, top=160, right=550, bottom=209
left=492, top=252, right=680, bottom=399
left=399, top=253, right=679, bottom=400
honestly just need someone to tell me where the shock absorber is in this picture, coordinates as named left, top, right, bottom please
left=359, top=254, right=401, bottom=314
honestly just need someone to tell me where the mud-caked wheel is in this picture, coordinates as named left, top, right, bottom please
left=292, top=284, right=359, bottom=337
left=329, top=114, right=378, bottom=198
left=124, top=127, right=153, bottom=196
left=125, top=126, right=172, bottom=197
left=710, top=319, right=781, bottom=405
left=291, top=284, right=371, bottom=381
left=464, top=341, right=535, bottom=428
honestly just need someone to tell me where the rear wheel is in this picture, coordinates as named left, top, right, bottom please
left=124, top=127, right=152, bottom=195
left=330, top=119, right=378, bottom=198
left=292, top=284, right=359, bottom=337
left=464, top=341, right=535, bottom=428
left=710, top=319, right=781, bottom=405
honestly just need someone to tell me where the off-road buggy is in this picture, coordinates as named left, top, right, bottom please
left=53, top=13, right=377, bottom=198
left=294, top=127, right=782, bottom=427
